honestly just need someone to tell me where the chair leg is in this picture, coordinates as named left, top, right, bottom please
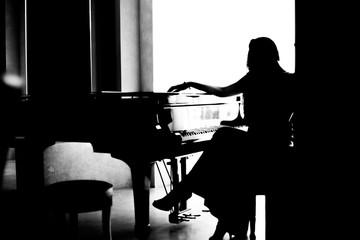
left=52, top=210, right=67, bottom=240
left=102, top=206, right=112, bottom=240
left=69, top=211, right=79, bottom=239
left=249, top=196, right=256, bottom=240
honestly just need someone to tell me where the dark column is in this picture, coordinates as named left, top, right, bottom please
left=0, top=0, right=5, bottom=75
left=91, top=0, right=121, bottom=92
left=26, top=0, right=91, bottom=98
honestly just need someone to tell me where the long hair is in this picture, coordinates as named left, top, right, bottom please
left=246, top=37, right=283, bottom=72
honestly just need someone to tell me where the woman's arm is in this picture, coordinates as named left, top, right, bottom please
left=168, top=74, right=248, bottom=97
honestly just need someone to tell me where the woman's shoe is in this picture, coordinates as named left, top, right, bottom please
left=153, top=190, right=192, bottom=211
left=209, top=215, right=249, bottom=240
left=209, top=220, right=227, bottom=240
left=152, top=195, right=174, bottom=211
left=228, top=221, right=249, bottom=240
left=229, top=234, right=249, bottom=240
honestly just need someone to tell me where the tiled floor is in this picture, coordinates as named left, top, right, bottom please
left=0, top=186, right=265, bottom=240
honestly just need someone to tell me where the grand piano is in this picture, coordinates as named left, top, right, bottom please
left=12, top=91, right=243, bottom=239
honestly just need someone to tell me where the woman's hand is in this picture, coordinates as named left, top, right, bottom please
left=167, top=82, right=190, bottom=92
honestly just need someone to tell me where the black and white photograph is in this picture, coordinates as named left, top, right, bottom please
left=1, top=1, right=355, bottom=240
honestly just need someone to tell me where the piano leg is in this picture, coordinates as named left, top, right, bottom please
left=179, top=157, right=188, bottom=211
left=130, top=163, right=152, bottom=239
left=14, top=138, right=53, bottom=193
left=168, top=156, right=192, bottom=223
left=168, top=157, right=180, bottom=223
left=12, top=138, right=55, bottom=238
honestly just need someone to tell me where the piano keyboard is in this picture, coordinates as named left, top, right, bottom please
left=174, top=125, right=248, bottom=143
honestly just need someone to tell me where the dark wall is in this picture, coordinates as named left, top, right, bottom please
left=294, top=1, right=353, bottom=165
left=292, top=2, right=356, bottom=240
left=92, top=0, right=120, bottom=92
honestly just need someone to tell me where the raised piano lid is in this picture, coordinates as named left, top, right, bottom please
left=164, top=92, right=241, bottom=107
left=164, top=93, right=243, bottom=132
left=96, top=91, right=177, bottom=100
left=98, top=91, right=241, bottom=105
left=97, top=91, right=242, bottom=132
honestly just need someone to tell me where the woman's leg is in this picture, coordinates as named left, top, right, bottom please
left=153, top=127, right=248, bottom=211
left=208, top=194, right=253, bottom=240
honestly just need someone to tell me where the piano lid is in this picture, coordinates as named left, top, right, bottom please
left=164, top=94, right=243, bottom=132
left=95, top=91, right=241, bottom=106
left=97, top=91, right=178, bottom=99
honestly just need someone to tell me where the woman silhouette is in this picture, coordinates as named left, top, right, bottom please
left=154, top=37, right=297, bottom=240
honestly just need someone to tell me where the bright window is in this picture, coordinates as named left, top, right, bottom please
left=153, top=0, right=295, bottom=92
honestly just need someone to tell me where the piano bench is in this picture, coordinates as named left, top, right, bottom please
left=45, top=180, right=113, bottom=240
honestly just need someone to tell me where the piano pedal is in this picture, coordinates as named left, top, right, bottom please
left=169, top=209, right=201, bottom=224
left=182, top=213, right=201, bottom=219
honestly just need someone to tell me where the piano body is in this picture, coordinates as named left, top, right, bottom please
left=13, top=91, right=243, bottom=238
